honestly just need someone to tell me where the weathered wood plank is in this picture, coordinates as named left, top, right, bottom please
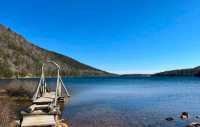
left=28, top=104, right=51, bottom=112
left=33, top=97, right=54, bottom=104
left=33, top=92, right=56, bottom=104
left=21, top=115, right=56, bottom=127
left=42, top=92, right=56, bottom=99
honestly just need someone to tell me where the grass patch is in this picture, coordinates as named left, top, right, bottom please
left=0, top=79, right=38, bottom=126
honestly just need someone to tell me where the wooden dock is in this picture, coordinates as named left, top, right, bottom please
left=19, top=61, right=70, bottom=127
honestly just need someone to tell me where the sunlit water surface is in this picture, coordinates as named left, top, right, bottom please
left=2, top=76, right=200, bottom=127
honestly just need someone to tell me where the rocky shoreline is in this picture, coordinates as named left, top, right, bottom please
left=165, top=112, right=200, bottom=127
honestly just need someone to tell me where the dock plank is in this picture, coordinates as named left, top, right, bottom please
left=21, top=115, right=56, bottom=127
left=33, top=92, right=56, bottom=104
left=33, top=97, right=54, bottom=103
left=42, top=92, right=56, bottom=99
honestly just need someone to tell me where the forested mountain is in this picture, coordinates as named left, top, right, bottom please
left=153, top=66, right=200, bottom=76
left=0, top=24, right=110, bottom=78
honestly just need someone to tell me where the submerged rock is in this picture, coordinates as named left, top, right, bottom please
left=196, top=116, right=200, bottom=119
left=57, top=119, right=68, bottom=127
left=165, top=117, right=174, bottom=121
left=186, top=122, right=200, bottom=127
left=181, top=112, right=189, bottom=120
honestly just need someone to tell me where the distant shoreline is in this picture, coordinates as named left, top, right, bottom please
left=0, top=74, right=119, bottom=80
left=1, top=74, right=200, bottom=80
left=2, top=65, right=200, bottom=80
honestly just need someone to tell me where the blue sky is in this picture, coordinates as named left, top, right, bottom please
left=1, top=0, right=200, bottom=74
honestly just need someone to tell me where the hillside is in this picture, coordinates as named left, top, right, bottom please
left=120, top=74, right=151, bottom=77
left=0, top=24, right=110, bottom=78
left=153, top=66, right=200, bottom=76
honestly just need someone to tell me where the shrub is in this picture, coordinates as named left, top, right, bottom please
left=0, top=98, right=12, bottom=127
left=5, top=79, right=37, bottom=98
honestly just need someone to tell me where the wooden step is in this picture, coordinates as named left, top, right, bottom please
left=28, top=104, right=51, bottom=112
left=21, top=115, right=56, bottom=127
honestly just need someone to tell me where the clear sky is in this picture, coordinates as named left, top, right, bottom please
left=1, top=0, right=200, bottom=74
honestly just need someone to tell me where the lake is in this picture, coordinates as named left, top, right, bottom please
left=2, top=76, right=200, bottom=127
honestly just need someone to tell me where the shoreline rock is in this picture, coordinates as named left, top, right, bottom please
left=165, top=117, right=174, bottom=121
left=181, top=112, right=189, bottom=120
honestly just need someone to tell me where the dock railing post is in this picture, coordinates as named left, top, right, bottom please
left=60, top=77, right=70, bottom=97
left=32, top=63, right=46, bottom=101
left=55, top=68, right=59, bottom=106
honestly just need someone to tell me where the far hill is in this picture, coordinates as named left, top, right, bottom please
left=120, top=74, right=151, bottom=77
left=0, top=24, right=111, bottom=78
left=153, top=66, right=200, bottom=76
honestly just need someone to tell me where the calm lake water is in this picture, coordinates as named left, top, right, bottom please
left=2, top=76, right=200, bottom=127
